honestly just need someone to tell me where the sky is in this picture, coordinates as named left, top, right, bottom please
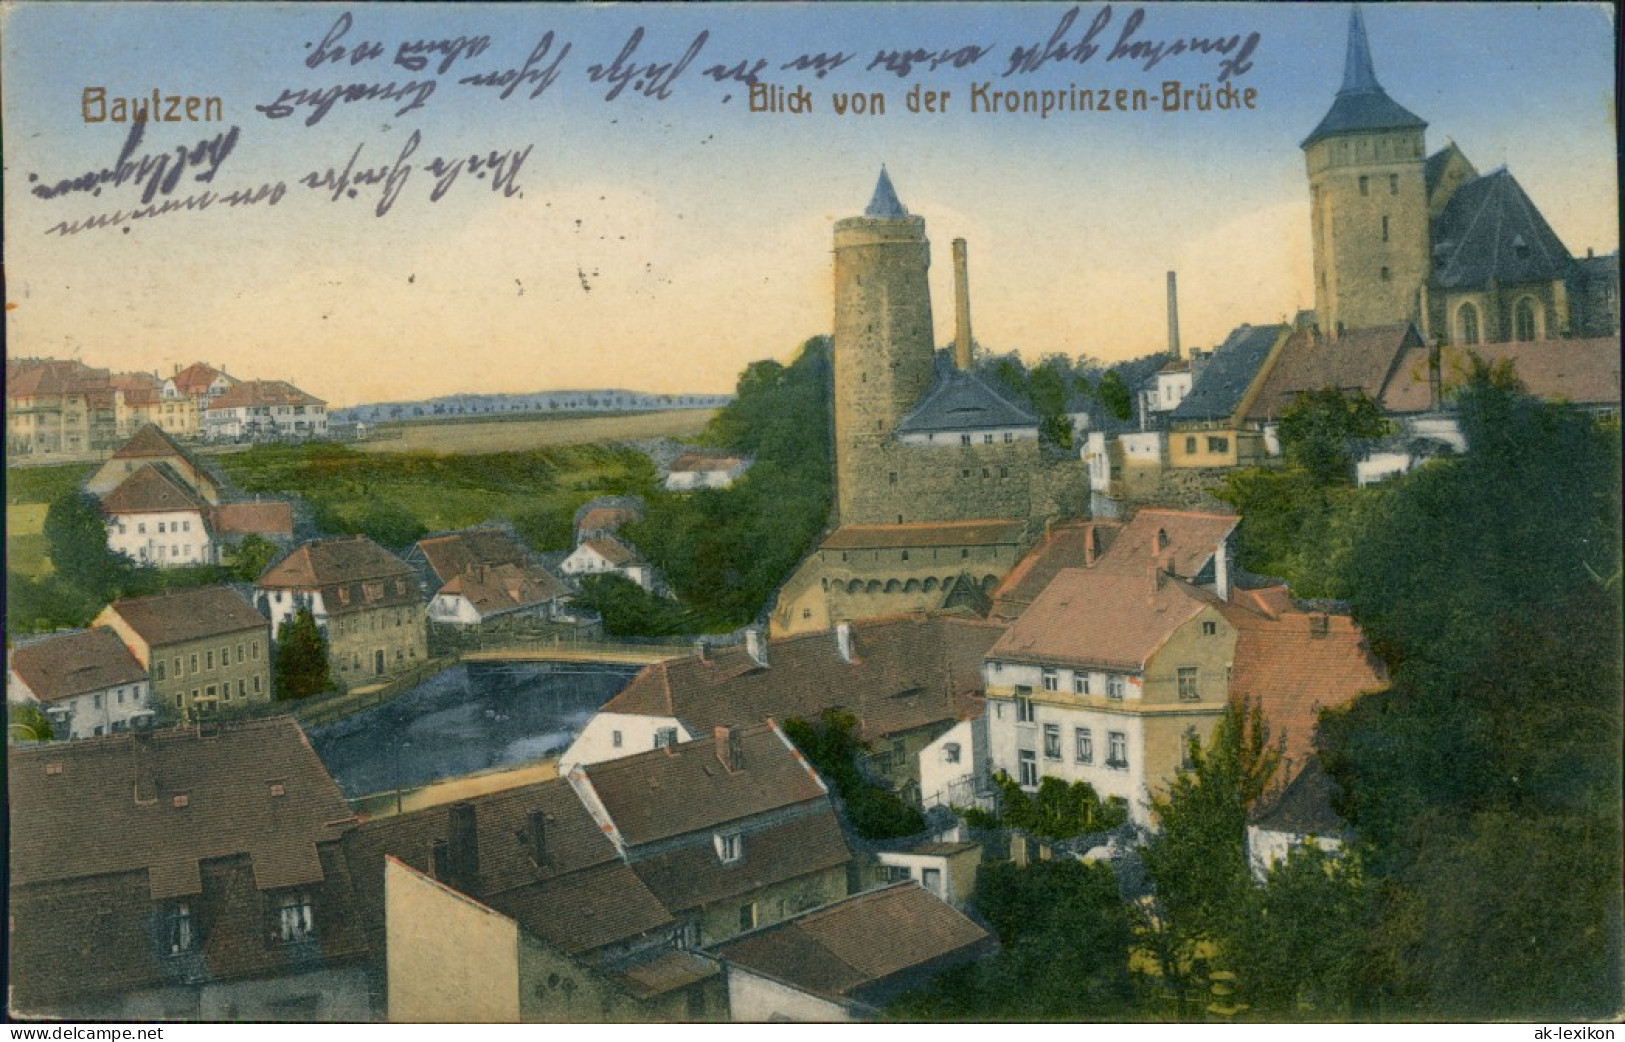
left=2, top=3, right=1617, bottom=407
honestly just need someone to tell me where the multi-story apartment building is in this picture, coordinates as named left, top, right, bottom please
left=95, top=586, right=273, bottom=720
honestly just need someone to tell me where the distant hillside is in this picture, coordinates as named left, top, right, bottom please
left=332, top=389, right=731, bottom=425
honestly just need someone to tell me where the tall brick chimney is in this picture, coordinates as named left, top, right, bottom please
left=715, top=726, right=745, bottom=772
left=446, top=802, right=479, bottom=893
left=953, top=238, right=973, bottom=370
left=1167, top=271, right=1182, bottom=359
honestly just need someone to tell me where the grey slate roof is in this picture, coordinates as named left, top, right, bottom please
left=1249, top=757, right=1346, bottom=836
left=865, top=167, right=907, bottom=217
left=1302, top=9, right=1426, bottom=148
left=1430, top=169, right=1573, bottom=290
left=896, top=363, right=1038, bottom=434
left=1169, top=325, right=1285, bottom=423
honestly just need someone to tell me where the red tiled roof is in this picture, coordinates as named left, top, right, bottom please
left=9, top=718, right=353, bottom=891
left=344, top=777, right=675, bottom=956
left=415, top=528, right=531, bottom=584
left=989, top=568, right=1220, bottom=671
left=440, top=562, right=570, bottom=615
left=1230, top=612, right=1388, bottom=786
left=168, top=363, right=234, bottom=395
left=100, top=464, right=207, bottom=516
left=209, top=379, right=324, bottom=410
left=669, top=451, right=748, bottom=473
left=629, top=809, right=852, bottom=915
left=606, top=615, right=1001, bottom=740
left=101, top=586, right=269, bottom=647
left=579, top=722, right=829, bottom=848
left=580, top=534, right=641, bottom=567
left=111, top=424, right=191, bottom=460
left=712, top=882, right=993, bottom=1006
left=5, top=359, right=111, bottom=398
left=259, top=536, right=413, bottom=586
left=1246, top=324, right=1421, bottom=422
left=575, top=506, right=634, bottom=534
left=989, top=521, right=1117, bottom=623
left=1235, top=583, right=1295, bottom=619
left=9, top=628, right=147, bottom=704
left=212, top=501, right=295, bottom=538
left=1094, top=509, right=1238, bottom=581
left=821, top=521, right=1025, bottom=551
left=1380, top=338, right=1622, bottom=414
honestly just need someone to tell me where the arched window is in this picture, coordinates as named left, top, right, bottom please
left=1457, top=302, right=1481, bottom=346
left=1514, top=298, right=1539, bottom=342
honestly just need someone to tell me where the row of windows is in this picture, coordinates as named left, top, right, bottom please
left=155, top=641, right=260, bottom=680
left=957, top=432, right=1019, bottom=446
left=1036, top=724, right=1128, bottom=768
left=1455, top=298, right=1543, bottom=345
left=89, top=686, right=141, bottom=709
left=175, top=675, right=262, bottom=707
left=1020, top=729, right=1128, bottom=785
left=1183, top=435, right=1229, bottom=455
left=157, top=892, right=313, bottom=948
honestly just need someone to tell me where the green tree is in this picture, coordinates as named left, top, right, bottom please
left=1097, top=370, right=1134, bottom=422
left=43, top=490, right=128, bottom=593
left=1277, top=386, right=1390, bottom=487
left=573, top=573, right=697, bottom=636
left=974, top=773, right=1128, bottom=839
left=782, top=710, right=924, bottom=840
left=273, top=608, right=331, bottom=700
left=890, top=859, right=1136, bottom=1020
left=9, top=702, right=55, bottom=743
left=1231, top=844, right=1371, bottom=1019
left=1316, top=365, right=1622, bottom=1018
left=1139, top=699, right=1279, bottom=1002
left=227, top=534, right=281, bottom=582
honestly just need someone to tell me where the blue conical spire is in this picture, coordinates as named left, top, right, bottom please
left=1339, top=7, right=1380, bottom=94
left=865, top=166, right=907, bottom=217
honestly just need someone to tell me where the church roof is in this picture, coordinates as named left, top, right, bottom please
left=1302, top=9, right=1426, bottom=148
left=895, top=365, right=1038, bottom=434
left=865, top=167, right=907, bottom=218
left=1430, top=168, right=1573, bottom=290
left=1169, top=324, right=1287, bottom=424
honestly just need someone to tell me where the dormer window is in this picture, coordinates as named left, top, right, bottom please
left=276, top=893, right=316, bottom=943
left=715, top=832, right=743, bottom=864
left=165, top=900, right=196, bottom=954
left=943, top=743, right=961, bottom=765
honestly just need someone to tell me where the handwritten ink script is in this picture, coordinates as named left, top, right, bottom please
left=27, top=4, right=1263, bottom=236
left=35, top=122, right=532, bottom=236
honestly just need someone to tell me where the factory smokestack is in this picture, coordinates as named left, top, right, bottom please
left=1167, top=271, right=1181, bottom=359
left=953, top=238, right=973, bottom=370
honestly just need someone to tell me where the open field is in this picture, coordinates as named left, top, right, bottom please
left=7, top=504, right=52, bottom=579
left=358, top=408, right=717, bottom=454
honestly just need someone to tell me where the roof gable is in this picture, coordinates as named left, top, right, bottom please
left=103, top=586, right=269, bottom=645
left=603, top=615, right=1002, bottom=740
left=895, top=365, right=1038, bottom=434
left=1431, top=169, right=1573, bottom=289
left=989, top=568, right=1220, bottom=671
left=1246, top=324, right=1421, bottom=422
left=101, top=463, right=208, bottom=516
left=10, top=628, right=148, bottom=703
left=1170, top=324, right=1287, bottom=423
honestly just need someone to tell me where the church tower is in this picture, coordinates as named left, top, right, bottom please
left=1303, top=8, right=1430, bottom=334
left=832, top=168, right=937, bottom=525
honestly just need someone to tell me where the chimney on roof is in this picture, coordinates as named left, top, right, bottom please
left=1309, top=614, right=1330, bottom=639
left=745, top=627, right=768, bottom=668
left=446, top=801, right=479, bottom=893
left=528, top=810, right=549, bottom=867
left=836, top=621, right=855, bottom=664
left=132, top=732, right=158, bottom=806
left=1167, top=271, right=1181, bottom=359
left=952, top=239, right=974, bottom=370
left=715, top=726, right=745, bottom=772
left=1428, top=334, right=1444, bottom=411
left=1149, top=561, right=1168, bottom=597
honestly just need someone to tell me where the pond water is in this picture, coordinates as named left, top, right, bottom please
left=307, top=661, right=639, bottom=798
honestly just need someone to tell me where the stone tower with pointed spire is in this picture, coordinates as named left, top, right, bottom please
left=832, top=168, right=939, bottom=524
left=1303, top=7, right=1430, bottom=334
